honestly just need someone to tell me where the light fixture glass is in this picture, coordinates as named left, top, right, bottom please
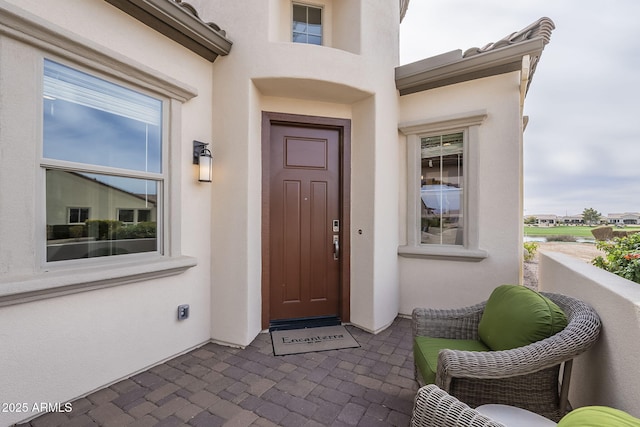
left=198, top=148, right=213, bottom=182
left=193, top=140, right=213, bottom=183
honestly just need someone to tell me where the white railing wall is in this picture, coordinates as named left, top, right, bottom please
left=539, top=252, right=640, bottom=417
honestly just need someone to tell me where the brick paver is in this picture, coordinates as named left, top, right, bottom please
left=19, top=317, right=416, bottom=426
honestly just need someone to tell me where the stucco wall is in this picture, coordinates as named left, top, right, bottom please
left=0, top=1, right=214, bottom=424
left=194, top=0, right=401, bottom=339
left=397, top=72, right=524, bottom=313
left=539, top=252, right=640, bottom=417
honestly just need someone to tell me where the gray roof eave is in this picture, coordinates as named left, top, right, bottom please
left=395, top=37, right=545, bottom=96
left=104, top=0, right=232, bottom=62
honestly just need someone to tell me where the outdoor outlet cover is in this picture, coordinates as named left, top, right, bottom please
left=177, top=304, right=189, bottom=320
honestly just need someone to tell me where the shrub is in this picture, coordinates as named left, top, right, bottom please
left=523, top=241, right=539, bottom=262
left=114, top=222, right=157, bottom=239
left=86, top=219, right=122, bottom=240
left=593, top=233, right=640, bottom=284
left=546, top=235, right=577, bottom=242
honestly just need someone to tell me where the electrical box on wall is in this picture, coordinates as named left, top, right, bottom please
left=177, top=304, right=190, bottom=320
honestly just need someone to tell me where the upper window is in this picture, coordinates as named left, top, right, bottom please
left=420, top=133, right=464, bottom=245
left=292, top=3, right=322, bottom=45
left=43, top=60, right=163, bottom=263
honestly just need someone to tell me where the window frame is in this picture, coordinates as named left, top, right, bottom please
left=40, top=57, right=168, bottom=266
left=399, top=111, right=489, bottom=261
left=292, top=2, right=323, bottom=46
left=68, top=207, right=90, bottom=224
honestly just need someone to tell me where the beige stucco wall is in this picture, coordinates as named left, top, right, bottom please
left=193, top=0, right=401, bottom=341
left=397, top=72, right=524, bottom=313
left=0, top=0, right=531, bottom=424
left=539, top=252, right=640, bottom=417
left=0, top=1, right=214, bottom=424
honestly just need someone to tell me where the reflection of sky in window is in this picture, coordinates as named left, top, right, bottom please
left=43, top=59, right=162, bottom=173
left=44, top=99, right=161, bottom=173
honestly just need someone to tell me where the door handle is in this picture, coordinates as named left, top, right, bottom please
left=333, top=235, right=340, bottom=260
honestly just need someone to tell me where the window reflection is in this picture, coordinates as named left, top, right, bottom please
left=43, top=60, right=162, bottom=173
left=420, top=133, right=464, bottom=245
left=46, top=170, right=158, bottom=262
left=42, top=60, right=163, bottom=262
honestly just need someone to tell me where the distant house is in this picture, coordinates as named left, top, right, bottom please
left=0, top=0, right=554, bottom=423
left=608, top=213, right=640, bottom=225
left=534, top=214, right=558, bottom=226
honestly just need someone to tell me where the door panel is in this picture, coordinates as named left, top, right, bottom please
left=269, top=125, right=340, bottom=321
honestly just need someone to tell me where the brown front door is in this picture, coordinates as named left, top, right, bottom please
left=262, top=113, right=350, bottom=326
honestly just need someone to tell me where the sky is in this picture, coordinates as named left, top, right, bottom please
left=399, top=0, right=640, bottom=217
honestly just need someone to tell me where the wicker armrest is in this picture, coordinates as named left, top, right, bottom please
left=412, top=302, right=486, bottom=340
left=411, top=384, right=505, bottom=427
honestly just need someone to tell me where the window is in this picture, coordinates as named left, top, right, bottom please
left=137, top=209, right=151, bottom=223
left=68, top=207, right=89, bottom=224
left=43, top=59, right=163, bottom=263
left=399, top=111, right=488, bottom=260
left=420, top=133, right=463, bottom=245
left=292, top=3, right=322, bottom=45
left=117, top=208, right=153, bottom=224
left=118, top=209, right=135, bottom=224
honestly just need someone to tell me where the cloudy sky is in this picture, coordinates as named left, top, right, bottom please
left=399, top=0, right=640, bottom=217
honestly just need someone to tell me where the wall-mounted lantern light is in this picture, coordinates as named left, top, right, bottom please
left=193, top=140, right=213, bottom=182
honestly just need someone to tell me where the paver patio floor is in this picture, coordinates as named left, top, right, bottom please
left=21, top=317, right=417, bottom=427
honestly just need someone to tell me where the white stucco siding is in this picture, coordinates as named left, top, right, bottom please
left=196, top=0, right=401, bottom=338
left=397, top=72, right=524, bottom=312
left=0, top=275, right=210, bottom=425
left=0, top=1, right=214, bottom=424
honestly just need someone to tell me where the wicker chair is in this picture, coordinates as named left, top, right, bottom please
left=411, top=384, right=506, bottom=427
left=412, top=292, right=601, bottom=422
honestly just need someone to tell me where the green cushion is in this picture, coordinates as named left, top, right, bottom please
left=478, top=284, right=568, bottom=351
left=413, top=336, right=490, bottom=384
left=558, top=406, right=640, bottom=427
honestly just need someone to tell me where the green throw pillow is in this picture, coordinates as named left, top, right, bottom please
left=478, top=284, right=568, bottom=351
left=558, top=406, right=640, bottom=427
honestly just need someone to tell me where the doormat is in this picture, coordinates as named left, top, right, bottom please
left=271, top=325, right=359, bottom=356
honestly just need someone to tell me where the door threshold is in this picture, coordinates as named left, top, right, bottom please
left=269, top=316, right=341, bottom=332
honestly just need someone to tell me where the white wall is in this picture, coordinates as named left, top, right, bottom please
left=397, top=73, right=523, bottom=313
left=0, top=1, right=214, bottom=424
left=539, top=252, right=640, bottom=417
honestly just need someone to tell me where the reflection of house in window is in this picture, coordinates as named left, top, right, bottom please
left=46, top=170, right=158, bottom=261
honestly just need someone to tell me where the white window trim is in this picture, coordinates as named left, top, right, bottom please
left=0, top=2, right=198, bottom=307
left=398, top=110, right=489, bottom=261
